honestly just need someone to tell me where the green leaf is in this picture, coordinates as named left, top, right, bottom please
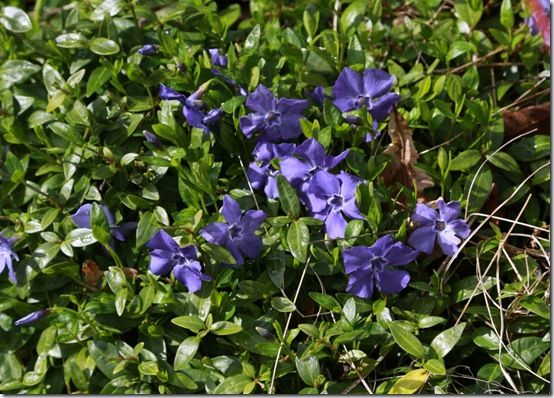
left=449, top=149, right=481, bottom=171
left=340, top=0, right=367, bottom=35
left=499, top=337, right=549, bottom=370
left=213, top=374, right=252, bottom=394
left=174, top=337, right=200, bottom=371
left=244, top=24, right=261, bottom=53
left=308, top=292, right=341, bottom=312
left=0, top=6, right=32, bottom=33
left=446, top=41, right=476, bottom=62
left=388, top=369, right=429, bottom=394
left=115, top=288, right=127, bottom=316
left=389, top=322, right=426, bottom=359
left=55, top=33, right=88, bottom=48
left=295, top=355, right=320, bottom=387
left=454, top=0, right=483, bottom=28
left=86, top=66, right=111, bottom=97
left=287, top=220, right=309, bottom=262
left=36, top=326, right=57, bottom=355
left=430, top=322, right=466, bottom=358
left=210, top=321, right=243, bottom=336
left=0, top=60, right=41, bottom=88
left=87, top=340, right=121, bottom=379
left=303, top=10, right=319, bottom=40
left=277, top=175, right=300, bottom=219
left=507, top=135, right=550, bottom=161
left=271, top=297, right=296, bottom=313
left=477, top=363, right=503, bottom=382
left=423, top=359, right=446, bottom=375
left=42, top=64, right=65, bottom=95
left=452, top=276, right=497, bottom=302
left=89, top=37, right=120, bottom=55
left=90, top=0, right=124, bottom=21
left=464, top=164, right=492, bottom=213
left=135, top=211, right=157, bottom=247
left=487, top=151, right=522, bottom=175
left=171, top=315, right=205, bottom=333
left=66, top=228, right=97, bottom=247
left=520, top=296, right=550, bottom=320
left=201, top=242, right=237, bottom=265
left=500, top=0, right=514, bottom=29
left=418, top=316, right=447, bottom=329
left=473, top=327, right=501, bottom=350
left=138, top=361, right=159, bottom=376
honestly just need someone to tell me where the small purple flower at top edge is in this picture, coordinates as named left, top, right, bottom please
left=146, top=230, right=211, bottom=293
left=0, top=233, right=19, bottom=283
left=332, top=67, right=400, bottom=123
left=247, top=142, right=296, bottom=199
left=14, top=308, right=52, bottom=326
left=526, top=0, right=550, bottom=46
left=208, top=48, right=228, bottom=67
left=306, top=170, right=365, bottom=239
left=71, top=204, right=137, bottom=242
left=525, top=16, right=539, bottom=35
left=239, top=84, right=309, bottom=143
left=200, top=195, right=266, bottom=267
left=343, top=235, right=419, bottom=299
left=137, top=44, right=157, bottom=56
left=407, top=199, right=471, bottom=256
left=280, top=138, right=349, bottom=206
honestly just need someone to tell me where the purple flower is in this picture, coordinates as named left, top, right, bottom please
left=200, top=195, right=266, bottom=266
left=0, top=233, right=19, bottom=283
left=308, top=85, right=326, bottom=106
left=247, top=142, right=296, bottom=199
left=143, top=130, right=162, bottom=148
left=408, top=199, right=471, bottom=256
left=306, top=170, right=365, bottom=239
left=71, top=204, right=137, bottom=242
left=239, top=84, right=309, bottom=142
left=137, top=44, right=157, bottom=55
left=526, top=0, right=550, bottom=47
left=14, top=308, right=51, bottom=326
left=332, top=67, right=400, bottom=122
left=158, top=84, right=222, bottom=133
left=343, top=235, right=419, bottom=298
left=208, top=48, right=228, bottom=67
left=146, top=230, right=211, bottom=292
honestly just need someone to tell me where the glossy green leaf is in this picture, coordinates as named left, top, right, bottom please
left=389, top=322, right=426, bottom=359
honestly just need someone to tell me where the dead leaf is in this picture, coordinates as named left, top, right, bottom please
left=503, top=102, right=550, bottom=140
left=82, top=259, right=104, bottom=286
left=382, top=110, right=434, bottom=193
left=123, top=267, right=139, bottom=279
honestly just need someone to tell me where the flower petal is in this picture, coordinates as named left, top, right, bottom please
left=408, top=226, right=436, bottom=254
left=325, top=210, right=348, bottom=239
left=200, top=222, right=229, bottom=246
left=241, top=210, right=267, bottom=233
left=264, top=176, right=279, bottom=199
left=239, top=114, right=266, bottom=138
left=159, top=84, right=187, bottom=102
left=276, top=98, right=309, bottom=115
left=411, top=203, right=437, bottom=225
left=247, top=162, right=268, bottom=190
left=346, top=268, right=374, bottom=299
left=237, top=234, right=263, bottom=259
left=437, top=200, right=462, bottom=222
left=384, top=241, right=419, bottom=266
left=369, top=92, right=400, bottom=121
left=342, top=246, right=372, bottom=275
left=338, top=171, right=363, bottom=200
left=448, top=219, right=471, bottom=239
left=280, top=157, right=311, bottom=186
left=370, top=235, right=396, bottom=257
left=222, top=195, right=242, bottom=224
left=342, top=199, right=365, bottom=220
left=72, top=204, right=92, bottom=228
left=276, top=113, right=303, bottom=141
left=325, top=149, right=349, bottom=170
left=246, top=84, right=276, bottom=113
left=294, top=138, right=326, bottom=167
left=332, top=67, right=363, bottom=112
left=149, top=250, right=174, bottom=275
left=437, top=230, right=461, bottom=256
left=146, top=230, right=179, bottom=251
left=225, top=240, right=244, bottom=266
left=174, top=262, right=204, bottom=292
left=309, top=170, right=340, bottom=197
left=376, top=268, right=410, bottom=295
left=362, top=69, right=394, bottom=98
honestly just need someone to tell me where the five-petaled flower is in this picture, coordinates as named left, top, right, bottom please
left=14, top=309, right=51, bottom=326
left=147, top=230, right=211, bottom=292
left=208, top=48, right=228, bottom=67
left=72, top=203, right=136, bottom=242
left=333, top=67, right=400, bottom=123
left=280, top=138, right=349, bottom=205
left=0, top=233, right=19, bottom=283
left=200, top=195, right=266, bottom=266
left=239, top=84, right=309, bottom=142
left=408, top=199, right=471, bottom=256
left=343, top=235, right=419, bottom=299
left=247, top=142, right=296, bottom=199
left=306, top=170, right=365, bottom=239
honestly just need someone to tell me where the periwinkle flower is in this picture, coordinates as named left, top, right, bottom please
left=306, top=170, right=365, bottom=239
left=14, top=308, right=51, bottom=326
left=280, top=138, right=349, bottom=204
left=0, top=233, right=19, bottom=283
left=247, top=142, right=296, bottom=199
left=200, top=195, right=266, bottom=266
left=71, top=204, right=136, bottom=242
left=343, top=235, right=419, bottom=298
left=159, top=83, right=222, bottom=133
left=143, top=130, right=162, bottom=148
left=525, top=0, right=550, bottom=47
left=137, top=44, right=157, bottom=55
left=239, top=84, right=309, bottom=142
left=146, top=230, right=211, bottom=292
left=408, top=199, right=471, bottom=256
left=309, top=85, right=326, bottom=106
left=208, top=48, right=228, bottom=67
left=332, top=67, right=400, bottom=122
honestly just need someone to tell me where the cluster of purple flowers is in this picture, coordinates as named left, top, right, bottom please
left=343, top=199, right=470, bottom=298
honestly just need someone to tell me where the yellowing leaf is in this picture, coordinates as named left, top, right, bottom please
left=388, top=368, right=429, bottom=394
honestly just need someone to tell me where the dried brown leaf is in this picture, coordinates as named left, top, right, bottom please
left=382, top=110, right=434, bottom=193
left=82, top=259, right=104, bottom=286
left=503, top=102, right=550, bottom=140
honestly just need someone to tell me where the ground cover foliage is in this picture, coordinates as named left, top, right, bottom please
left=0, top=0, right=551, bottom=394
